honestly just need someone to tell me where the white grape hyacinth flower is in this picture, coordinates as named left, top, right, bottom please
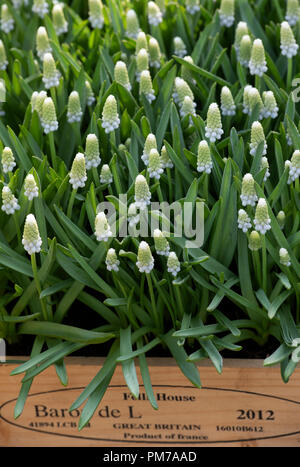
left=280, top=21, right=299, bottom=58
left=219, top=0, right=235, bottom=28
left=95, top=212, right=113, bottom=242
left=24, top=174, right=39, bottom=201
left=1, top=147, right=16, bottom=174
left=285, top=0, right=300, bottom=26
left=67, top=91, right=83, bottom=123
left=88, top=0, right=104, bottom=29
left=105, top=248, right=120, bottom=272
left=134, top=174, right=151, bottom=210
left=85, top=134, right=101, bottom=170
left=141, top=133, right=157, bottom=166
left=41, top=97, right=58, bottom=134
left=147, top=148, right=164, bottom=180
left=22, top=214, right=42, bottom=255
left=205, top=103, right=224, bottom=143
left=101, top=95, right=120, bottom=134
left=1, top=186, right=20, bottom=215
left=250, top=121, right=267, bottom=156
left=136, top=241, right=154, bottom=274
left=32, top=0, right=49, bottom=18
left=279, top=248, right=291, bottom=267
left=197, top=140, right=213, bottom=174
left=69, top=153, right=87, bottom=190
left=253, top=198, right=271, bottom=235
left=238, top=209, right=252, bottom=233
left=100, top=164, right=113, bottom=185
left=147, top=1, right=163, bottom=26
left=249, top=39, right=268, bottom=77
left=42, top=52, right=61, bottom=89
left=287, top=150, right=300, bottom=184
left=167, top=251, right=181, bottom=277
left=262, top=91, right=279, bottom=119
left=240, top=173, right=258, bottom=207
left=1, top=4, right=14, bottom=33
left=128, top=203, right=140, bottom=227
left=220, top=86, right=236, bottom=116
left=154, top=229, right=170, bottom=256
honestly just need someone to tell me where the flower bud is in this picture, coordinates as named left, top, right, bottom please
left=127, top=202, right=140, bottom=227
left=139, top=70, right=156, bottom=103
left=174, top=36, right=187, bottom=58
left=181, top=56, right=196, bottom=84
left=142, top=133, right=157, bottom=166
left=250, top=121, right=267, bottom=156
left=136, top=32, right=148, bottom=54
left=101, top=95, right=120, bottom=133
left=100, top=164, right=113, bottom=184
left=67, top=91, right=83, bottom=123
left=32, top=0, right=49, bottom=18
left=88, top=0, right=104, bottom=29
left=85, top=81, right=95, bottom=106
left=36, top=26, right=52, bottom=61
left=22, top=214, right=42, bottom=255
left=24, top=174, right=39, bottom=201
left=134, top=174, right=151, bottom=209
left=180, top=96, right=196, bottom=121
left=69, top=153, right=87, bottom=190
left=42, top=53, right=60, bottom=89
left=1, top=147, right=16, bottom=173
left=148, top=148, right=163, bottom=179
left=279, top=248, right=291, bottom=267
left=234, top=21, right=249, bottom=53
left=154, top=229, right=170, bottom=256
left=238, top=34, right=252, bottom=67
left=106, top=248, right=120, bottom=271
left=248, top=87, right=264, bottom=120
left=85, top=134, right=100, bottom=169
left=242, top=85, right=253, bottom=114
left=126, top=9, right=140, bottom=39
left=248, top=230, right=262, bottom=251
left=52, top=3, right=68, bottom=36
left=0, top=40, right=8, bottom=70
left=1, top=4, right=14, bottom=33
left=114, top=61, right=131, bottom=91
left=136, top=241, right=154, bottom=273
left=197, top=140, right=213, bottom=174
left=286, top=0, right=300, bottom=26
left=205, top=103, right=223, bottom=143
left=240, top=173, right=258, bottom=207
left=95, top=212, right=113, bottom=242
left=186, top=0, right=200, bottom=14
left=167, top=251, right=181, bottom=277
left=160, top=145, right=173, bottom=169
left=172, top=77, right=194, bottom=106
left=254, top=198, right=271, bottom=235
left=262, top=91, right=278, bottom=119
left=219, top=0, right=235, bottom=27
left=136, top=48, right=149, bottom=81
left=238, top=209, right=252, bottom=233
left=149, top=37, right=161, bottom=68
left=249, top=39, right=267, bottom=77
left=148, top=1, right=163, bottom=26
left=280, top=21, right=299, bottom=58
left=220, top=86, right=236, bottom=116
left=1, top=186, right=20, bottom=215
left=41, top=97, right=58, bottom=134
left=260, top=156, right=270, bottom=182
left=277, top=211, right=286, bottom=229
left=287, top=150, right=300, bottom=184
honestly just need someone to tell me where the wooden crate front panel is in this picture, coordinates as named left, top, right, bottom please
left=1, top=358, right=300, bottom=447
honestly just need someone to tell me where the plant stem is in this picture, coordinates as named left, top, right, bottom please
left=67, top=188, right=77, bottom=219
left=92, top=166, right=100, bottom=188
left=261, top=235, right=267, bottom=293
left=287, top=58, right=293, bottom=91
left=31, top=253, right=48, bottom=321
left=48, top=132, right=57, bottom=171
left=147, top=273, right=160, bottom=330
left=13, top=212, right=21, bottom=244
left=166, top=168, right=173, bottom=202
left=255, top=75, right=261, bottom=93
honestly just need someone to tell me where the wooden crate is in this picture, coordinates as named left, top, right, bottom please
left=1, top=357, right=300, bottom=447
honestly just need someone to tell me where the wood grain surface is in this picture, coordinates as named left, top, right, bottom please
left=1, top=358, right=300, bottom=447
